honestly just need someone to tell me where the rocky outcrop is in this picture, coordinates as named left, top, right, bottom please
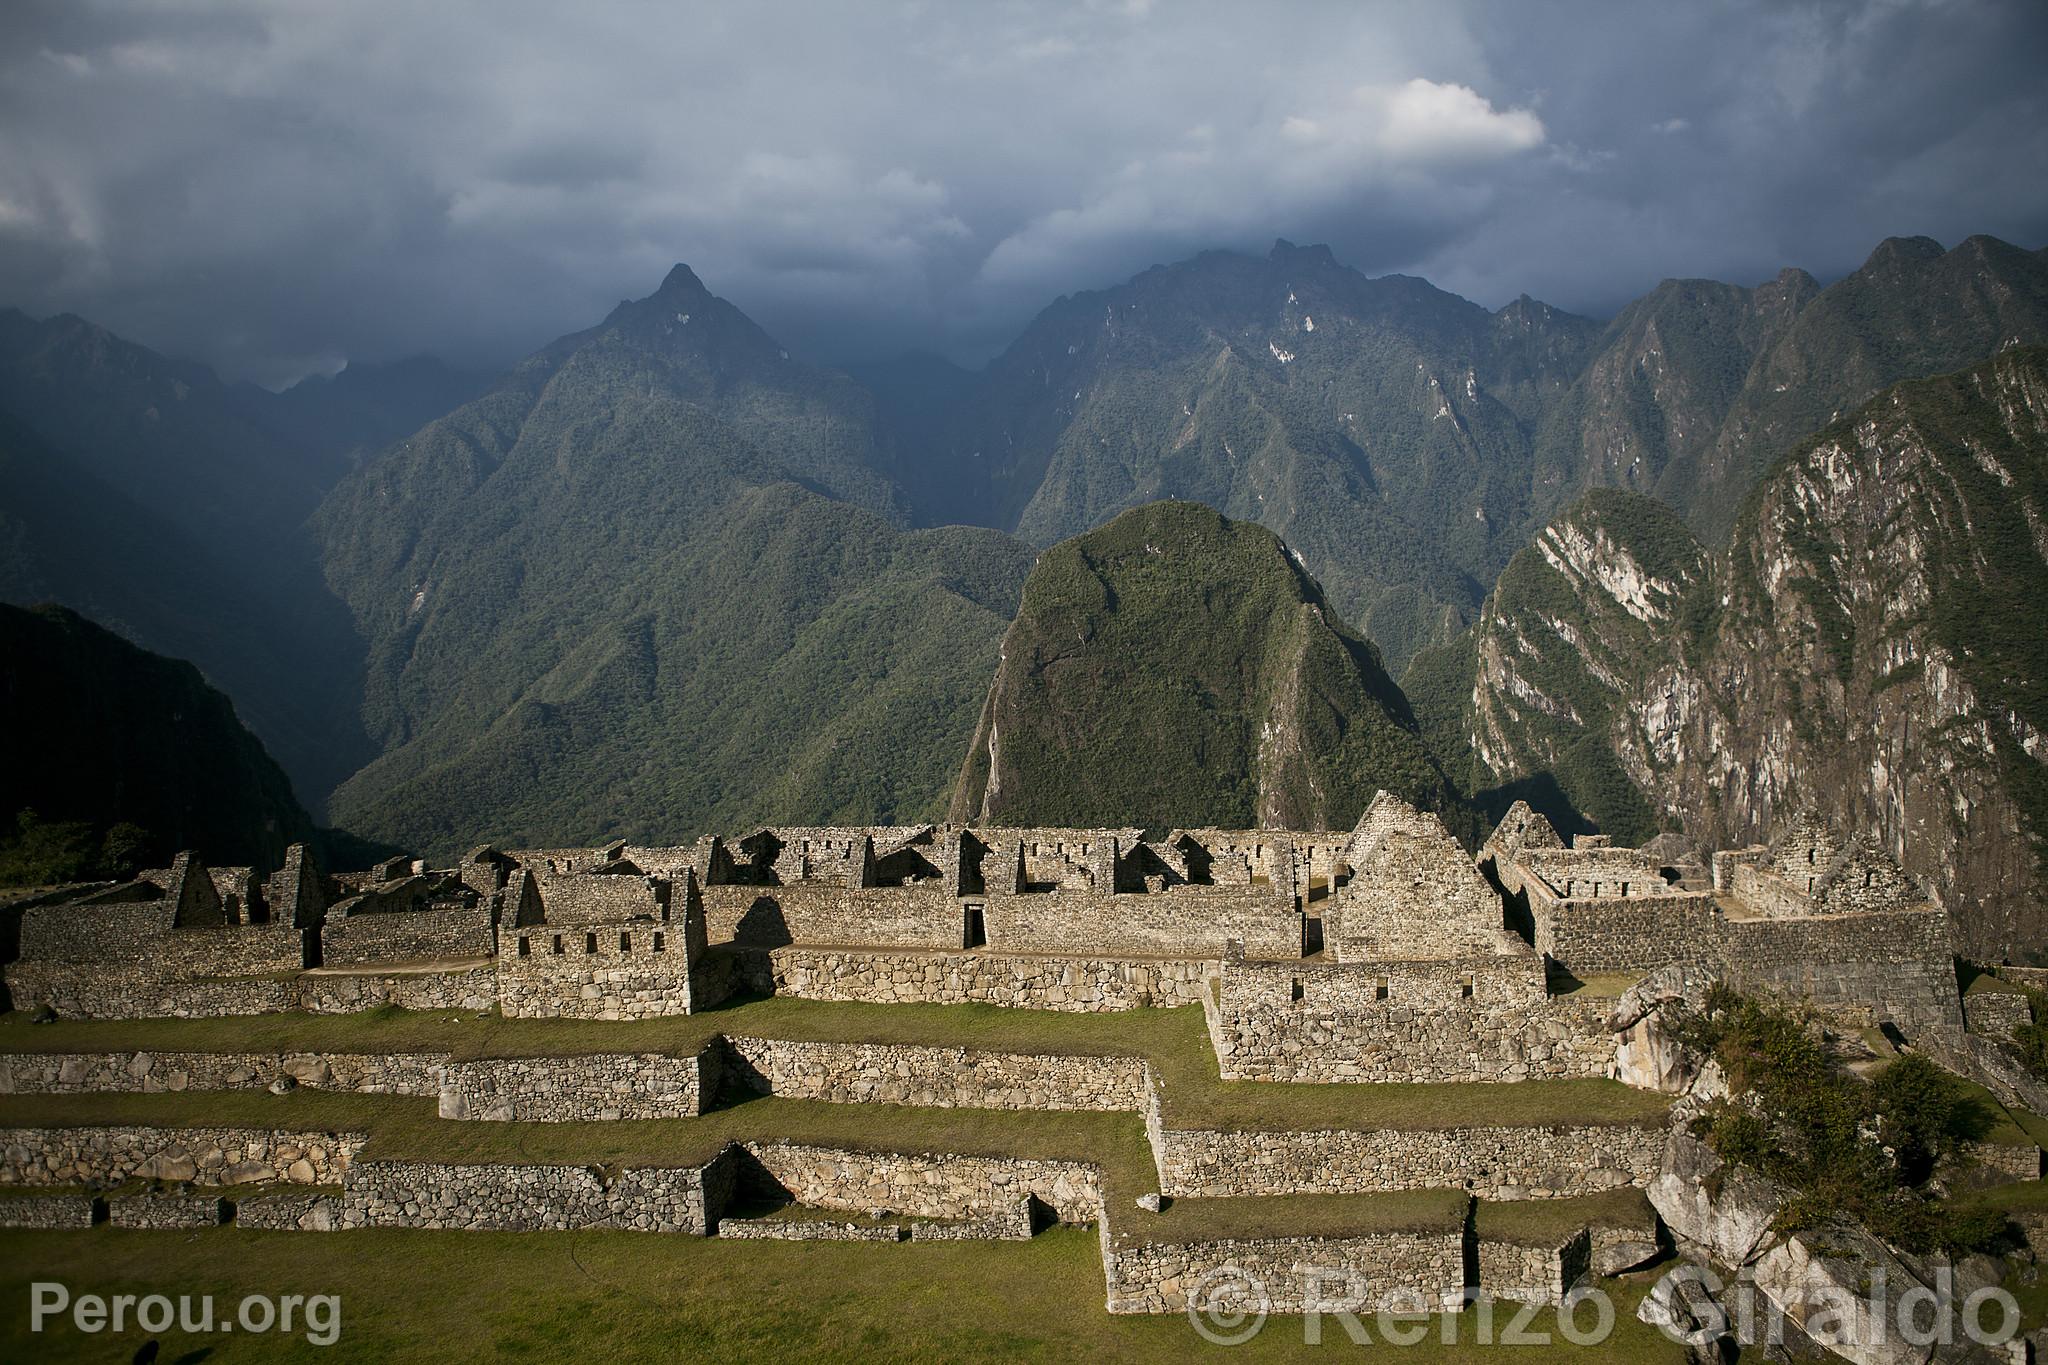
left=1441, top=348, right=2048, bottom=957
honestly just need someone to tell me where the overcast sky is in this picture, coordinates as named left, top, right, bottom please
left=2, top=0, right=2044, bottom=387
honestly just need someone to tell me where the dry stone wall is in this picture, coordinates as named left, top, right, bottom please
left=742, top=1141, right=1101, bottom=1224
left=1102, top=1225, right=1467, bottom=1314
left=341, top=1156, right=724, bottom=1234
left=733, top=945, right=1210, bottom=1012
left=1720, top=908, right=1965, bottom=1038
left=0, top=1127, right=362, bottom=1187
left=0, top=1050, right=441, bottom=1097
left=0, top=1192, right=96, bottom=1228
left=704, top=884, right=963, bottom=950
left=437, top=1052, right=715, bottom=1121
left=1209, top=960, right=1613, bottom=1083
left=721, top=1037, right=1147, bottom=1112
left=109, top=1190, right=227, bottom=1228
left=1477, top=1229, right=1590, bottom=1305
left=6, top=962, right=497, bottom=1020
left=1529, top=895, right=1718, bottom=977
left=320, top=906, right=493, bottom=966
left=981, top=888, right=1301, bottom=959
left=1152, top=1122, right=1664, bottom=1201
left=497, top=927, right=697, bottom=1019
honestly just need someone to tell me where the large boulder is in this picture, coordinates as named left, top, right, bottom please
left=1611, top=963, right=1721, bottom=1093
left=1649, top=1131, right=1785, bottom=1267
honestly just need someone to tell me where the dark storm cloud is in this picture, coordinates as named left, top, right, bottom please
left=0, top=0, right=2042, bottom=386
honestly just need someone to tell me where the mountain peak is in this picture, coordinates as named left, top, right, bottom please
left=1268, top=238, right=1339, bottom=269
left=1861, top=235, right=1947, bottom=271
left=655, top=262, right=711, bottom=300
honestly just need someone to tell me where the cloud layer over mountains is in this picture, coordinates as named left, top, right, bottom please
left=1, top=0, right=2044, bottom=385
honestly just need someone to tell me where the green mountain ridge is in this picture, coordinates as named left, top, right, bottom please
left=949, top=501, right=1455, bottom=831
left=312, top=268, right=1032, bottom=859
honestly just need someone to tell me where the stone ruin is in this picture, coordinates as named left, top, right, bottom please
left=0, top=795, right=2030, bottom=1342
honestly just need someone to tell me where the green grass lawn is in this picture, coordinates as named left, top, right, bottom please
left=0, top=1225, right=1692, bottom=1363
left=0, top=997, right=1674, bottom=1135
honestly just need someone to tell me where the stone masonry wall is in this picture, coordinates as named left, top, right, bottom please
left=341, top=1157, right=719, bottom=1234
left=1528, top=894, right=1718, bottom=977
left=497, top=924, right=696, bottom=1019
left=1720, top=907, right=1965, bottom=1038
left=742, top=1141, right=1101, bottom=1225
left=732, top=945, right=1211, bottom=1012
left=1152, top=1121, right=1663, bottom=1201
left=980, top=888, right=1302, bottom=960
left=0, top=1050, right=441, bottom=1097
left=319, top=905, right=494, bottom=966
left=0, top=1127, right=363, bottom=1187
left=437, top=1052, right=715, bottom=1121
left=703, top=884, right=963, bottom=950
left=6, top=962, right=499, bottom=1020
left=1477, top=1230, right=1590, bottom=1306
left=1102, top=1226, right=1467, bottom=1314
left=1209, top=977, right=1615, bottom=1084
left=720, top=1036, right=1148, bottom=1111
left=0, top=1192, right=96, bottom=1228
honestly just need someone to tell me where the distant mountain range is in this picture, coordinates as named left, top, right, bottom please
left=3, top=233, right=2045, bottom=955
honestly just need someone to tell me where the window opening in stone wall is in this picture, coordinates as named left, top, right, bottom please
left=585, top=932, right=598, bottom=954
left=620, top=931, right=631, bottom=952
left=1460, top=976, right=1475, bottom=999
left=518, top=936, right=530, bottom=957
left=653, top=932, right=665, bottom=952
left=1289, top=977, right=1304, bottom=1002
left=1374, top=977, right=1389, bottom=1001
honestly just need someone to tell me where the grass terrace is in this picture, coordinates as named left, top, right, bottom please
left=0, top=998, right=1676, bottom=1135
left=0, top=1225, right=1694, bottom=1363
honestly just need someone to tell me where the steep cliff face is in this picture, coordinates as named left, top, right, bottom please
left=1627, top=346, right=2048, bottom=957
left=950, top=501, right=1454, bottom=831
left=1536, top=236, right=2048, bottom=541
left=1454, top=490, right=1709, bottom=842
left=1433, top=348, right=2048, bottom=957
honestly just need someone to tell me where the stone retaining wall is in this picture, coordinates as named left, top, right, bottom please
left=1477, top=1229, right=1590, bottom=1305
left=496, top=933, right=698, bottom=1020
left=1208, top=989, right=1615, bottom=1084
left=4, top=962, right=496, bottom=1020
left=0, top=1192, right=95, bottom=1228
left=721, top=1036, right=1148, bottom=1112
left=980, top=887, right=1301, bottom=960
left=234, top=1191, right=342, bottom=1230
left=1152, top=1122, right=1665, bottom=1201
left=716, top=1217, right=906, bottom=1241
left=0, top=1050, right=442, bottom=1097
left=734, top=946, right=1211, bottom=1012
left=437, top=1052, right=715, bottom=1121
left=108, top=1190, right=226, bottom=1228
left=1101, top=1225, right=1466, bottom=1314
left=0, top=1127, right=362, bottom=1187
left=340, top=1156, right=724, bottom=1234
left=741, top=1141, right=1100, bottom=1225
